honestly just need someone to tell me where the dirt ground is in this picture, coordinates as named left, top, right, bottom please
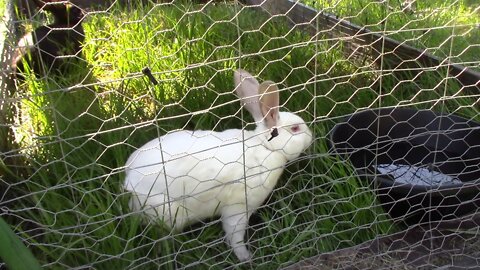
left=284, top=213, right=480, bottom=270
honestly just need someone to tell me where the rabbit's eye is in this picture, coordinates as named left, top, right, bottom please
left=290, top=125, right=300, bottom=133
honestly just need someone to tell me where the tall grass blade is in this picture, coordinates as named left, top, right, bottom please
left=0, top=217, right=41, bottom=270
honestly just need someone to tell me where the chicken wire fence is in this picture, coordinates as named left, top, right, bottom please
left=1, top=0, right=479, bottom=269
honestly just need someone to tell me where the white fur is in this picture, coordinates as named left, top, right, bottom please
left=124, top=71, right=312, bottom=262
left=10, top=33, right=35, bottom=70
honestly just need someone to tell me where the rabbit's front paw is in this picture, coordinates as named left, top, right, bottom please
left=234, top=247, right=252, bottom=262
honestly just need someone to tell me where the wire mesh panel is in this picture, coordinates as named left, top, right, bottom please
left=1, top=0, right=479, bottom=269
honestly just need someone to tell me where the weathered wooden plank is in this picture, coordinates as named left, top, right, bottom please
left=240, top=0, right=480, bottom=92
left=283, top=218, right=480, bottom=270
left=0, top=0, right=33, bottom=179
left=1, top=0, right=17, bottom=155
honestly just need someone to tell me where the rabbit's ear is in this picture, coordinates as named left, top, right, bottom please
left=234, top=69, right=263, bottom=123
left=258, top=81, right=279, bottom=129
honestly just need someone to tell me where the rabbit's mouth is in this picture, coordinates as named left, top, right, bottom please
left=299, top=151, right=314, bottom=161
left=285, top=152, right=312, bottom=166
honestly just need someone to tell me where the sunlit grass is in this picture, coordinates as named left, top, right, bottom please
left=0, top=1, right=6, bottom=18
left=302, top=0, right=480, bottom=70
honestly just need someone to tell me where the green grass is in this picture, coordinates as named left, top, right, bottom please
left=7, top=1, right=479, bottom=269
left=0, top=216, right=42, bottom=270
left=0, top=2, right=5, bottom=19
left=302, top=0, right=480, bottom=71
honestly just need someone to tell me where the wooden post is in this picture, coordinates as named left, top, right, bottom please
left=1, top=0, right=17, bottom=157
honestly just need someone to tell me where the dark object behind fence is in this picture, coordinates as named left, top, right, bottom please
left=330, top=107, right=480, bottom=225
left=11, top=0, right=86, bottom=78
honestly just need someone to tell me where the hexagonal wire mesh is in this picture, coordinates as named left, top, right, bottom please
left=1, top=0, right=479, bottom=269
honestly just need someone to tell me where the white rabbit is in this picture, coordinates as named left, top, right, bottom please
left=124, top=69, right=313, bottom=262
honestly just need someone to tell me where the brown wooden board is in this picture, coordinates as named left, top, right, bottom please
left=283, top=225, right=480, bottom=269
left=1, top=1, right=17, bottom=155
